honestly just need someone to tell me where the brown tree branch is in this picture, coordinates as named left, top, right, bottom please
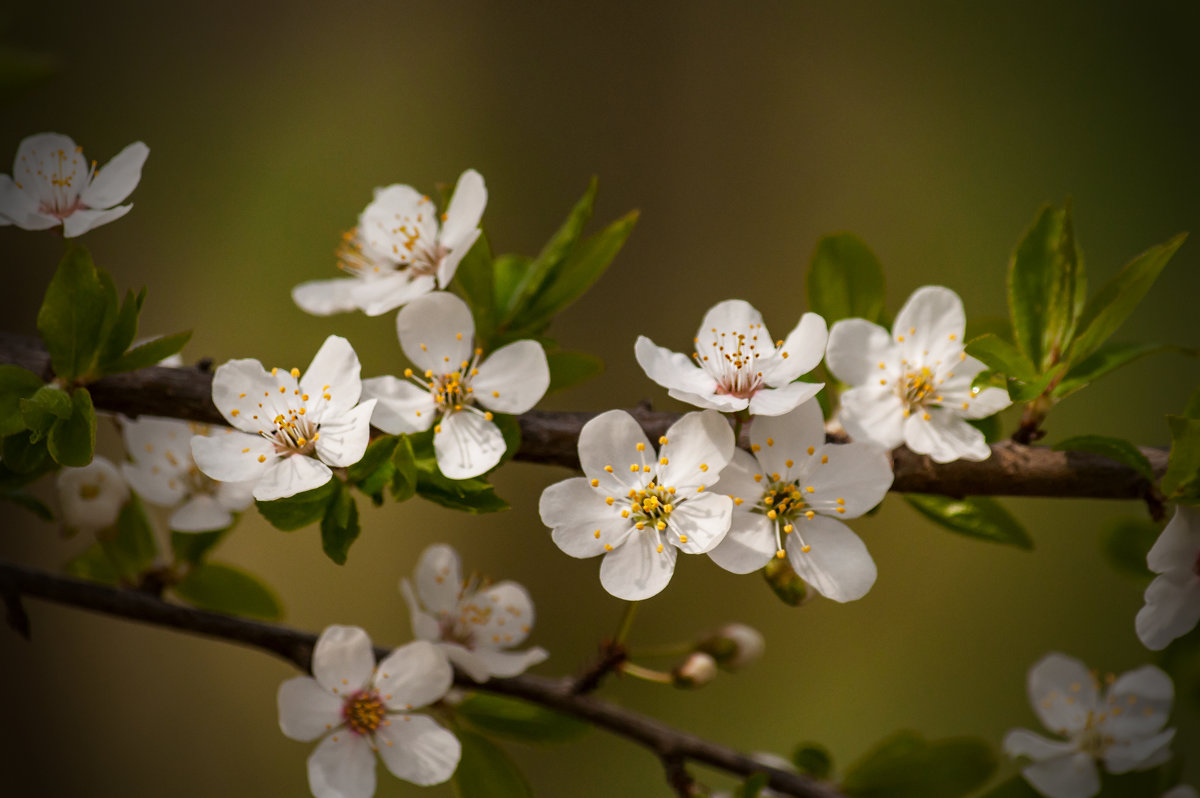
left=0, top=331, right=1167, bottom=499
left=0, top=560, right=839, bottom=798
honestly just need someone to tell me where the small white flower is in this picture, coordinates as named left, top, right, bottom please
left=278, top=626, right=461, bottom=797
left=400, top=543, right=548, bottom=682
left=635, top=299, right=827, bottom=416
left=1136, top=505, right=1200, bottom=651
left=191, top=335, right=376, bottom=502
left=825, top=285, right=1011, bottom=463
left=539, top=409, right=735, bottom=601
left=56, top=455, right=130, bottom=532
left=292, top=169, right=486, bottom=317
left=708, top=399, right=890, bottom=602
left=0, top=132, right=148, bottom=237
left=120, top=416, right=254, bottom=532
left=1004, top=652, right=1177, bottom=798
left=363, top=292, right=549, bottom=480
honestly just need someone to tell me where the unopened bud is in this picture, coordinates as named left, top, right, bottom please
left=672, top=651, right=718, bottom=689
left=697, top=623, right=765, bottom=672
left=763, top=557, right=811, bottom=606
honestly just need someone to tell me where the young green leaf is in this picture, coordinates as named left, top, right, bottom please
left=493, top=254, right=533, bottom=319
left=1162, top=414, right=1200, bottom=503
left=807, top=232, right=887, bottom=324
left=1051, top=435, right=1154, bottom=481
left=320, top=483, right=360, bottom=565
left=545, top=350, right=604, bottom=394
left=736, top=773, right=771, bottom=798
left=1068, top=232, right=1186, bottom=364
left=454, top=693, right=590, bottom=745
left=390, top=434, right=418, bottom=503
left=346, top=434, right=399, bottom=483
left=255, top=479, right=339, bottom=531
left=1007, top=203, right=1085, bottom=371
left=172, top=562, right=284, bottom=620
left=99, top=330, right=192, bottom=375
left=841, top=730, right=997, bottom=798
left=417, top=469, right=510, bottom=514
left=99, top=493, right=158, bottom=583
left=20, top=383, right=73, bottom=438
left=1053, top=341, right=1194, bottom=400
left=171, top=528, right=229, bottom=566
left=506, top=177, right=598, bottom=319
left=1, top=430, right=50, bottom=473
left=47, top=386, right=96, bottom=467
left=451, top=731, right=534, bottom=798
left=37, top=242, right=110, bottom=381
left=964, top=335, right=1036, bottom=383
left=96, top=286, right=146, bottom=369
left=0, top=365, right=45, bottom=436
left=792, top=743, right=834, bottom=779
left=904, top=494, right=1033, bottom=550
left=1101, top=517, right=1160, bottom=580
left=455, top=233, right=497, bottom=342
left=64, top=542, right=121, bottom=586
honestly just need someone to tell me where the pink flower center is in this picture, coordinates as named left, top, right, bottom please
left=342, top=689, right=385, bottom=736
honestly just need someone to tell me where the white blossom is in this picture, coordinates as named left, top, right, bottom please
left=278, top=626, right=460, bottom=797
left=1136, top=505, right=1200, bottom=651
left=825, top=285, right=1011, bottom=462
left=192, top=335, right=375, bottom=501
left=635, top=299, right=827, bottom=416
left=292, top=169, right=486, bottom=317
left=0, top=132, right=148, bottom=237
left=120, top=416, right=254, bottom=532
left=708, top=399, right=891, bottom=602
left=539, top=409, right=735, bottom=600
left=1004, top=652, right=1177, bottom=798
left=363, top=292, right=549, bottom=480
left=400, top=543, right=548, bottom=682
left=56, top=455, right=129, bottom=532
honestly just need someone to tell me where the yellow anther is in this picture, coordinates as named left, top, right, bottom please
left=231, top=409, right=240, bottom=416
left=621, top=510, right=630, bottom=518
left=766, top=437, right=774, bottom=447
left=836, top=498, right=845, bottom=505
left=604, top=465, right=614, bottom=473
left=605, top=497, right=615, bottom=506
left=733, top=497, right=744, bottom=506
left=290, top=367, right=300, bottom=378
left=271, top=367, right=278, bottom=376
left=434, top=424, right=442, bottom=434
left=880, top=378, right=887, bottom=385
left=659, top=436, right=669, bottom=445
left=776, top=549, right=786, bottom=558
left=805, top=511, right=815, bottom=519
left=751, top=444, right=761, bottom=452
left=635, top=522, right=645, bottom=530
left=753, top=474, right=763, bottom=482
left=656, top=521, right=667, bottom=531
left=604, top=544, right=613, bottom=551
left=783, top=524, right=793, bottom=533
left=241, top=447, right=250, bottom=453
left=630, top=464, right=639, bottom=472
left=962, top=401, right=970, bottom=410
left=492, top=390, right=500, bottom=398
left=922, top=412, right=931, bottom=421
left=643, top=465, right=651, bottom=472
left=484, top=412, right=494, bottom=421
left=590, top=478, right=599, bottom=487
left=801, top=544, right=812, bottom=553
left=805, top=486, right=814, bottom=493
left=767, top=510, right=777, bottom=519
left=258, top=455, right=267, bottom=463
left=807, top=446, right=815, bottom=455
left=636, top=442, right=645, bottom=451
left=656, top=543, right=664, bottom=553
left=878, top=362, right=886, bottom=369
left=297, top=437, right=307, bottom=446
left=664, top=504, right=674, bottom=512
left=771, top=472, right=781, bottom=481
left=594, top=530, right=601, bottom=538
left=696, top=485, right=705, bottom=492
left=821, top=455, right=828, bottom=464
left=836, top=507, right=846, bottom=514
left=660, top=457, right=669, bottom=465
left=679, top=535, right=688, bottom=543
left=699, top=463, right=708, bottom=472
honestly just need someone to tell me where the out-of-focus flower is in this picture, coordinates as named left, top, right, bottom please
left=696, top=623, right=765, bottom=672
left=672, top=651, right=718, bottom=689
left=57, top=455, right=129, bottom=532
left=1136, top=505, right=1200, bottom=651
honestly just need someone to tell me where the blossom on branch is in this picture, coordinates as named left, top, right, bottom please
left=191, top=335, right=375, bottom=501
left=278, top=626, right=460, bottom=797
left=1136, top=505, right=1200, bottom=651
left=539, top=409, right=735, bottom=600
left=400, top=543, right=548, bottom=682
left=292, top=169, right=486, bottom=317
left=825, top=285, right=1010, bottom=463
left=635, top=299, right=827, bottom=416
left=1004, top=652, right=1177, bottom=798
left=120, top=416, right=254, bottom=532
left=708, top=399, right=891, bottom=602
left=56, top=455, right=129, bottom=532
left=363, top=292, right=549, bottom=479
left=0, top=132, right=148, bottom=237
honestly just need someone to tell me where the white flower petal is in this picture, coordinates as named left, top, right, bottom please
left=1028, top=652, right=1098, bottom=735
left=541, top=479, right=632, bottom=558
left=190, top=431, right=275, bottom=483
left=786, top=514, right=877, bottom=602
left=696, top=299, right=770, bottom=348
left=960, top=386, right=1013, bottom=419
left=1148, top=506, right=1200, bottom=574
left=414, top=544, right=463, bottom=615
left=314, top=400, right=375, bottom=468
left=715, top=449, right=767, bottom=506
left=436, top=228, right=480, bottom=288
left=438, top=168, right=487, bottom=252
left=1136, top=574, right=1200, bottom=651
left=805, top=442, right=893, bottom=518
left=375, top=640, right=454, bottom=711
left=904, top=408, right=991, bottom=463
left=360, top=183, right=438, bottom=263
left=439, top=643, right=492, bottom=682
left=216, top=479, right=256, bottom=512
left=352, top=272, right=436, bottom=317
left=599, top=530, right=678, bottom=601
left=375, top=713, right=461, bottom=787
left=474, top=340, right=550, bottom=414
left=708, top=512, right=776, bottom=573
left=361, top=376, right=436, bottom=435
left=892, top=285, right=966, bottom=364
left=121, top=460, right=186, bottom=507
left=434, top=410, right=505, bottom=479
left=839, top=384, right=906, bottom=450
left=62, top=205, right=132, bottom=237
left=293, top=278, right=362, bottom=316
left=57, top=456, right=129, bottom=532
left=307, top=731, right=376, bottom=798
left=80, top=141, right=148, bottom=208
left=668, top=388, right=749, bottom=413
left=278, top=676, right=344, bottom=741
left=301, top=335, right=363, bottom=419
left=469, top=647, right=549, bottom=678
left=1021, top=752, right=1101, bottom=798
left=634, top=336, right=719, bottom=397
left=750, top=381, right=825, bottom=417
left=399, top=579, right=442, bottom=641
left=825, top=318, right=896, bottom=386
left=253, top=455, right=333, bottom=502
left=472, top=581, right=536, bottom=649
left=1101, top=664, right=1174, bottom=739
left=1004, top=728, right=1078, bottom=762
left=669, top=491, right=732, bottom=554
left=749, top=399, right=826, bottom=477
left=168, top=495, right=234, bottom=532
left=210, top=358, right=285, bottom=433
left=658, top=410, right=735, bottom=490
left=1104, top=728, right=1175, bottom=774
left=313, top=625, right=377, bottom=696
left=577, top=410, right=654, bottom=492
left=762, top=312, right=828, bottom=385
left=396, top=292, right=475, bottom=374
left=0, top=174, right=58, bottom=229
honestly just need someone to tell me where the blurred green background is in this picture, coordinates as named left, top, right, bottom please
left=1, top=1, right=1198, bottom=796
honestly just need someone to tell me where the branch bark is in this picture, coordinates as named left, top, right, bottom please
left=0, top=560, right=840, bottom=798
left=0, top=331, right=1166, bottom=500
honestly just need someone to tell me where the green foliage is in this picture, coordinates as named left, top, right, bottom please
left=964, top=335, right=1053, bottom=400
left=64, top=543, right=120, bottom=586
left=807, top=233, right=887, bottom=325
left=172, top=563, right=284, bottom=620
left=347, top=434, right=400, bottom=504
left=454, top=693, right=590, bottom=745
left=390, top=434, right=418, bottom=502
left=1007, top=203, right=1085, bottom=372
left=255, top=479, right=340, bottom=531
left=0, top=365, right=44, bottom=437
left=20, top=384, right=72, bottom=439
left=736, top=772, right=771, bottom=798
left=1163, top=414, right=1200, bottom=503
left=1101, top=517, right=1159, bottom=580
left=451, top=730, right=533, bottom=798
left=100, top=331, right=192, bottom=375
left=320, top=483, right=361, bottom=565
left=545, top=350, right=604, bottom=394
left=46, top=387, right=96, bottom=467
left=1052, top=435, right=1154, bottom=481
left=2, top=430, right=50, bottom=473
left=792, top=743, right=834, bottom=780
left=1052, top=342, right=1193, bottom=400
left=37, top=243, right=110, bottom=382
left=98, top=494, right=158, bottom=583
left=904, top=494, right=1032, bottom=550
left=171, top=529, right=229, bottom=566
left=456, top=233, right=497, bottom=335
left=840, top=730, right=996, bottom=798
left=408, top=430, right=510, bottom=513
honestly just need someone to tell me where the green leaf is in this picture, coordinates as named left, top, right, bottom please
left=965, top=335, right=1036, bottom=383
left=792, top=743, right=833, bottom=780
left=546, top=350, right=604, bottom=394
left=455, top=693, right=589, bottom=745
left=451, top=731, right=533, bottom=798
left=320, top=483, right=360, bottom=565
left=100, top=330, right=192, bottom=375
left=1052, top=435, right=1154, bottom=481
left=1068, top=232, right=1187, bottom=364
left=493, top=412, right=522, bottom=469
left=1007, top=203, right=1085, bottom=371
left=390, top=434, right=418, bottom=503
left=96, top=287, right=146, bottom=369
left=1054, top=341, right=1194, bottom=400
left=840, top=730, right=997, bottom=798
left=47, top=387, right=96, bottom=467
left=973, top=774, right=1043, bottom=798
left=171, top=528, right=229, bottom=566
left=346, top=434, right=399, bottom=483
left=493, top=254, right=533, bottom=318
left=736, top=772, right=771, bottom=798
left=1162, top=414, right=1200, bottom=503
left=64, top=542, right=120, bottom=586
left=966, top=414, right=1003, bottom=444
left=172, top=562, right=284, bottom=620
left=255, top=479, right=339, bottom=531
left=506, top=177, right=598, bottom=316
left=20, top=384, right=73, bottom=439
left=0, top=365, right=45, bottom=437
left=417, top=470, right=510, bottom=514
left=1101, top=517, right=1159, bottom=579
left=455, top=234, right=497, bottom=342
left=807, top=233, right=887, bottom=324
left=1, top=431, right=50, bottom=473
left=98, top=493, right=157, bottom=582
left=37, top=242, right=111, bottom=381
left=904, top=494, right=1032, bottom=550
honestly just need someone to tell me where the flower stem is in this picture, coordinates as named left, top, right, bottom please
left=619, top=661, right=673, bottom=684
left=613, top=600, right=640, bottom=646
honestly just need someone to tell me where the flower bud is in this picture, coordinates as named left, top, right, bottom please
left=672, top=651, right=718, bottom=689
left=56, top=456, right=129, bottom=532
left=697, top=623, right=765, bottom=672
left=763, top=557, right=811, bottom=606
